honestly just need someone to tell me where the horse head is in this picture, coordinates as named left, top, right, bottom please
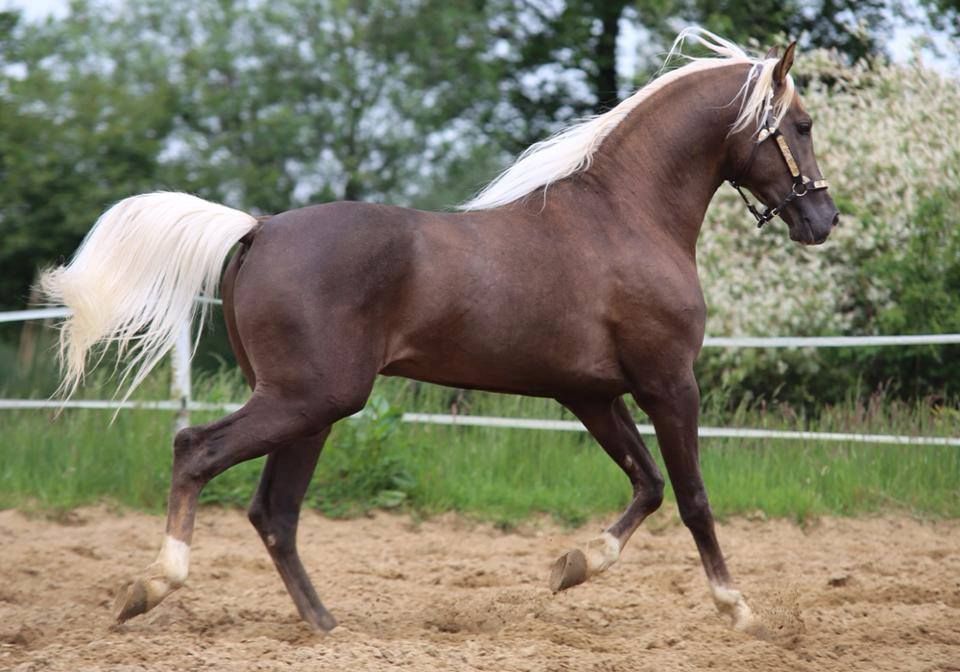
left=726, top=42, right=840, bottom=245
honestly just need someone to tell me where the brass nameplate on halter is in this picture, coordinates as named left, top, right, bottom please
left=775, top=134, right=801, bottom=177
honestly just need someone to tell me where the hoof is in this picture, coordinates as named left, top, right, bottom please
left=114, top=579, right=151, bottom=623
left=113, top=577, right=170, bottom=623
left=303, top=607, right=338, bottom=633
left=549, top=549, right=588, bottom=592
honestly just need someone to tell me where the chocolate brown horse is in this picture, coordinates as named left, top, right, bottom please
left=41, top=30, right=837, bottom=633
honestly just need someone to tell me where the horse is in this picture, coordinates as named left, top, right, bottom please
left=40, top=29, right=838, bottom=634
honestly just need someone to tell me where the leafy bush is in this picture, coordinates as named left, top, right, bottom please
left=825, top=187, right=960, bottom=398
left=305, top=395, right=416, bottom=517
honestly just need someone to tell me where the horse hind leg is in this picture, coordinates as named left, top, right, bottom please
left=113, top=374, right=372, bottom=627
left=247, top=430, right=337, bottom=631
left=226, top=252, right=336, bottom=629
left=550, top=397, right=665, bottom=591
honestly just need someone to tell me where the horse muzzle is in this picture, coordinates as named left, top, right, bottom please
left=790, top=208, right=839, bottom=245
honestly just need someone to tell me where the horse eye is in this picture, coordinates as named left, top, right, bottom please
left=796, top=122, right=812, bottom=136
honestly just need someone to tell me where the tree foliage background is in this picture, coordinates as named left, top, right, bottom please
left=1, top=0, right=958, bottom=404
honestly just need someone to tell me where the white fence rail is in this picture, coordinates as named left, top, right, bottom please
left=703, top=334, right=960, bottom=347
left=0, top=307, right=72, bottom=323
left=2, top=399, right=957, bottom=447
left=3, top=305, right=960, bottom=447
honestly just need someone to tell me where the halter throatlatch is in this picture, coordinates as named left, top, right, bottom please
left=729, top=120, right=829, bottom=228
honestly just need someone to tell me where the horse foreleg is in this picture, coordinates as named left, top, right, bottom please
left=247, top=430, right=337, bottom=631
left=550, top=397, right=665, bottom=591
left=638, top=373, right=756, bottom=631
left=113, top=390, right=340, bottom=625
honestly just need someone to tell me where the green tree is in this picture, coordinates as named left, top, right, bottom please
left=665, top=1, right=890, bottom=63
left=920, top=0, right=960, bottom=36
left=0, top=7, right=175, bottom=308
left=118, top=0, right=504, bottom=210
left=0, top=0, right=509, bottom=306
left=485, top=0, right=895, bottom=154
left=843, top=188, right=960, bottom=398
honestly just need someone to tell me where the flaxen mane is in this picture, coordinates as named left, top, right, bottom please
left=460, top=27, right=796, bottom=211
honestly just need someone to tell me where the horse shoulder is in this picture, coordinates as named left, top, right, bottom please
left=604, top=242, right=706, bottom=366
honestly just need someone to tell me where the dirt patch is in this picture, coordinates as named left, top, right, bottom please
left=0, top=506, right=958, bottom=671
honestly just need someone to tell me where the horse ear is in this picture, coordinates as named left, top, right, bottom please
left=773, top=41, right=797, bottom=86
left=765, top=46, right=779, bottom=60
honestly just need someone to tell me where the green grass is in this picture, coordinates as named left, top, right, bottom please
left=1, top=365, right=958, bottom=524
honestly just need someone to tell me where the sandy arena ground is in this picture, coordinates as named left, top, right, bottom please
left=0, top=506, right=958, bottom=671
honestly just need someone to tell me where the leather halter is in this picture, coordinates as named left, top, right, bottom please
left=728, top=119, right=830, bottom=228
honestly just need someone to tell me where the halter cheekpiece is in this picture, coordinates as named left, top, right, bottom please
left=728, top=113, right=829, bottom=228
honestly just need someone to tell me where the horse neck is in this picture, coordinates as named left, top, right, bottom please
left=580, top=66, right=746, bottom=253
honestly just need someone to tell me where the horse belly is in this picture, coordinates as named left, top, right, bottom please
left=380, top=326, right=626, bottom=399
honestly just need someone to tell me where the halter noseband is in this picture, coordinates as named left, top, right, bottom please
left=728, top=119, right=829, bottom=228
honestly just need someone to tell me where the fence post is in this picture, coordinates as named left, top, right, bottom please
left=171, top=322, right=192, bottom=433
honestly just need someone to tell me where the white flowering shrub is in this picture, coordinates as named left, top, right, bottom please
left=695, top=54, right=960, bottom=401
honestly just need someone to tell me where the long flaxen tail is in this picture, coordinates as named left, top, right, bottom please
left=39, top=192, right=258, bottom=401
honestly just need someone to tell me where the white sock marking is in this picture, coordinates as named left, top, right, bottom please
left=584, top=532, right=621, bottom=575
left=710, top=583, right=755, bottom=630
left=158, top=536, right=190, bottom=586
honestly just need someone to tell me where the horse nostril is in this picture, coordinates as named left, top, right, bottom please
left=832, top=212, right=840, bottom=227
